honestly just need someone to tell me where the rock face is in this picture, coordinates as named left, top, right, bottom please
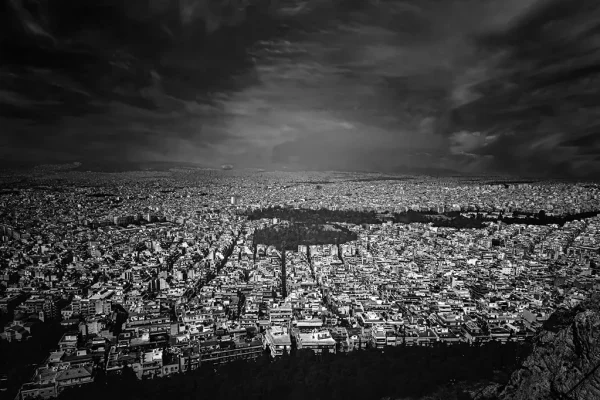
left=500, top=300, right=600, bottom=400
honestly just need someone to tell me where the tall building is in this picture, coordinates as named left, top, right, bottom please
left=281, top=241, right=287, bottom=298
left=21, top=297, right=57, bottom=320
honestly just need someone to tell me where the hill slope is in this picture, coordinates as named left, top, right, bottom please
left=498, top=298, right=600, bottom=400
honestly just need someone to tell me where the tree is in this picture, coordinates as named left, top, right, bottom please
left=121, top=363, right=138, bottom=382
left=538, top=210, right=546, bottom=220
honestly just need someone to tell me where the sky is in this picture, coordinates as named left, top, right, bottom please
left=1, top=0, right=600, bottom=178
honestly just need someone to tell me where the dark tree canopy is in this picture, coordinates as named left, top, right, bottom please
left=245, top=206, right=599, bottom=229
left=253, top=223, right=356, bottom=251
left=55, top=342, right=532, bottom=400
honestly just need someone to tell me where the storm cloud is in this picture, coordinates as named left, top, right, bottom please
left=1, top=0, right=599, bottom=178
left=448, top=0, right=600, bottom=178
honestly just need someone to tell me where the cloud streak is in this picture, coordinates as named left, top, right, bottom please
left=1, top=0, right=599, bottom=178
left=447, top=0, right=600, bottom=178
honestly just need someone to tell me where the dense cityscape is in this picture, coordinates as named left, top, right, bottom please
left=3, top=0, right=600, bottom=398
left=0, top=167, right=599, bottom=399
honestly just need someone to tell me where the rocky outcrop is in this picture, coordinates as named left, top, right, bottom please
left=499, top=299, right=600, bottom=400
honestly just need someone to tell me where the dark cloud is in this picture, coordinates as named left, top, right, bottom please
left=448, top=0, right=600, bottom=178
left=1, top=0, right=599, bottom=177
left=0, top=0, right=279, bottom=169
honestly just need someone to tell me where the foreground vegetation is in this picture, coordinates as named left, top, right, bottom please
left=0, top=321, right=65, bottom=398
left=57, top=341, right=532, bottom=400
